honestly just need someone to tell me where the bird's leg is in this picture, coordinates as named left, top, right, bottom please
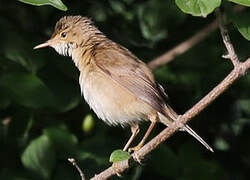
left=113, top=124, right=139, bottom=176
left=129, top=114, right=157, bottom=152
left=123, top=124, right=140, bottom=151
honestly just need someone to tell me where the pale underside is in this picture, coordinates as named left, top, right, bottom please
left=79, top=70, right=155, bottom=126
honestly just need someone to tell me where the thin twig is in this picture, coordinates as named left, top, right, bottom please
left=215, top=8, right=239, bottom=67
left=68, top=158, right=86, bottom=180
left=90, top=8, right=250, bottom=180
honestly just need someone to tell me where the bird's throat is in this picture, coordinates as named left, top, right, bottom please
left=71, top=45, right=94, bottom=71
left=53, top=42, right=76, bottom=57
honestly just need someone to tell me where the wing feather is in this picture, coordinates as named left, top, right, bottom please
left=93, top=44, right=167, bottom=115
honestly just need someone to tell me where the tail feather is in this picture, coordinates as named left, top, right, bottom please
left=157, top=84, right=213, bottom=152
left=158, top=110, right=214, bottom=152
left=183, top=125, right=214, bottom=152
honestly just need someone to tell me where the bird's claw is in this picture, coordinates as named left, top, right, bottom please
left=128, top=143, right=143, bottom=153
left=112, top=162, right=122, bottom=177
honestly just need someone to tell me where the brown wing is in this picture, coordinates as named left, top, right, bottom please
left=93, top=43, right=167, bottom=115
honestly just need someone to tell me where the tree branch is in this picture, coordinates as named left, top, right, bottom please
left=148, top=5, right=244, bottom=70
left=147, top=20, right=218, bottom=70
left=89, top=8, right=250, bottom=180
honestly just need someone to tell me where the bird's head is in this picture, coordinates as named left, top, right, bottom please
left=34, top=16, right=99, bottom=57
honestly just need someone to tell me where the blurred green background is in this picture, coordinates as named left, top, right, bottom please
left=0, top=0, right=250, bottom=179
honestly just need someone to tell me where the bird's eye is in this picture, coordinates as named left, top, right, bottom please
left=61, top=32, right=67, bottom=38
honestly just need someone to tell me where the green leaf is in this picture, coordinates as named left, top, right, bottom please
left=82, top=114, right=95, bottom=133
left=238, top=99, right=250, bottom=114
left=109, top=150, right=130, bottom=162
left=23, top=115, right=34, bottom=140
left=41, top=68, right=81, bottom=112
left=137, top=1, right=168, bottom=43
left=3, top=32, right=46, bottom=73
left=0, top=72, right=54, bottom=108
left=76, top=150, right=108, bottom=166
left=233, top=12, right=250, bottom=41
left=175, top=0, right=221, bottom=17
left=43, top=126, right=78, bottom=151
left=18, top=0, right=67, bottom=11
left=214, top=138, right=230, bottom=151
left=21, top=135, right=56, bottom=179
left=109, top=0, right=126, bottom=14
left=231, top=118, right=250, bottom=136
left=227, top=0, right=250, bottom=6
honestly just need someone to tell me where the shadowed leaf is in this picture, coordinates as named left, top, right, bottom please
left=233, top=12, right=250, bottom=41
left=0, top=72, right=54, bottom=108
left=21, top=135, right=56, bottom=179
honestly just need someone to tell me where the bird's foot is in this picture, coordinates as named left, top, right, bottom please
left=128, top=142, right=143, bottom=153
left=112, top=162, right=122, bottom=177
left=129, top=143, right=145, bottom=163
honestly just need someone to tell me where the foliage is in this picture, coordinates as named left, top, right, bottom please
left=0, top=0, right=250, bottom=179
left=228, top=0, right=250, bottom=6
left=232, top=12, right=250, bottom=40
left=18, top=0, right=67, bottom=11
left=109, top=150, right=130, bottom=163
left=175, top=0, right=221, bottom=17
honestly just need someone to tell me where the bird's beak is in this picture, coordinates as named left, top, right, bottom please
left=33, top=40, right=52, bottom=49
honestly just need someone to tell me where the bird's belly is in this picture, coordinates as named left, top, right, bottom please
left=79, top=71, right=153, bottom=126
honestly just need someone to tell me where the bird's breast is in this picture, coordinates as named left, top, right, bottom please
left=78, top=67, right=153, bottom=126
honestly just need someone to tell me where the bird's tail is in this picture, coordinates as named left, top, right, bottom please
left=182, top=124, right=214, bottom=152
left=159, top=105, right=214, bottom=152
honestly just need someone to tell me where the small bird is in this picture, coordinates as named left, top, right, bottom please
left=34, top=16, right=213, bottom=152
